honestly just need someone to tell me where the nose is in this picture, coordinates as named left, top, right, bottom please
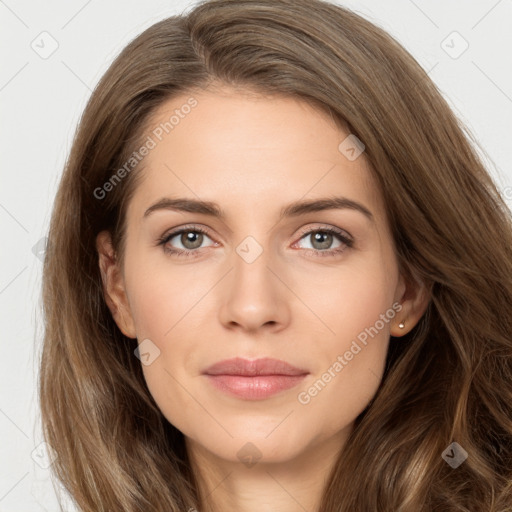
left=217, top=243, right=291, bottom=334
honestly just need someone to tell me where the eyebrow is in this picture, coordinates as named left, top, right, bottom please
left=143, top=196, right=373, bottom=222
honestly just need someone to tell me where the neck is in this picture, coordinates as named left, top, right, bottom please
left=186, top=427, right=351, bottom=512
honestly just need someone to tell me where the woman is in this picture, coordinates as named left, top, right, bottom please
left=39, top=0, right=512, bottom=510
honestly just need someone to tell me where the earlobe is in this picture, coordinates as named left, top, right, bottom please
left=391, top=271, right=431, bottom=337
left=96, top=231, right=137, bottom=339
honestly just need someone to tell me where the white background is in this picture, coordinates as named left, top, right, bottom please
left=1, top=0, right=511, bottom=510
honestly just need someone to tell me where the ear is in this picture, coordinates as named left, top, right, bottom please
left=390, top=269, right=431, bottom=337
left=96, top=230, right=137, bottom=339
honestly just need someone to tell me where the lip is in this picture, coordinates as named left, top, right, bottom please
left=204, top=357, right=308, bottom=376
left=203, top=357, right=309, bottom=400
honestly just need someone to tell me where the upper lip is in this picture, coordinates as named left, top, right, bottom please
left=203, top=357, right=309, bottom=376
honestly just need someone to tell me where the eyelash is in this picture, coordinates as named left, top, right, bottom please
left=157, top=224, right=354, bottom=259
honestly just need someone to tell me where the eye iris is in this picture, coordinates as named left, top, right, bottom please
left=311, top=231, right=332, bottom=250
left=182, top=231, right=203, bottom=249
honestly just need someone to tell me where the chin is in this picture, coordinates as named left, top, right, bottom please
left=186, top=424, right=314, bottom=466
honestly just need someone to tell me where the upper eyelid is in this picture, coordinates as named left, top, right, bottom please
left=162, top=223, right=353, bottom=245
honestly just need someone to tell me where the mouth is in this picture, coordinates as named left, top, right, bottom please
left=203, top=357, right=309, bottom=400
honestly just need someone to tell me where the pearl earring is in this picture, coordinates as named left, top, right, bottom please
left=398, top=321, right=405, bottom=329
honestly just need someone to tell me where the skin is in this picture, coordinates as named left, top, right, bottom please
left=97, top=85, right=430, bottom=512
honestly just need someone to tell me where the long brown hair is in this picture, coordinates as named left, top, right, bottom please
left=39, top=0, right=512, bottom=510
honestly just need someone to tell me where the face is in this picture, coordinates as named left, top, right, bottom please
left=98, top=86, right=419, bottom=467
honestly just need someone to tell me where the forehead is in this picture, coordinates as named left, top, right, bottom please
left=126, top=88, right=384, bottom=225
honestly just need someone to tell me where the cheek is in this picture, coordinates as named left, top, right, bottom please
left=127, top=270, right=195, bottom=433
left=128, top=282, right=171, bottom=339
left=294, top=258, right=398, bottom=429
left=124, top=250, right=202, bottom=338
left=297, top=254, right=398, bottom=347
left=123, top=256, right=211, bottom=427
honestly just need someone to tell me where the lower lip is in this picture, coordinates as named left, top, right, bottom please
left=205, top=374, right=308, bottom=400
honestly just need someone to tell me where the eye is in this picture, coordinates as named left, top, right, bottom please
left=157, top=225, right=216, bottom=258
left=293, top=226, right=353, bottom=257
left=157, top=224, right=354, bottom=259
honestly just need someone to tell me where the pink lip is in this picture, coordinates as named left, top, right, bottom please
left=203, top=357, right=309, bottom=400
